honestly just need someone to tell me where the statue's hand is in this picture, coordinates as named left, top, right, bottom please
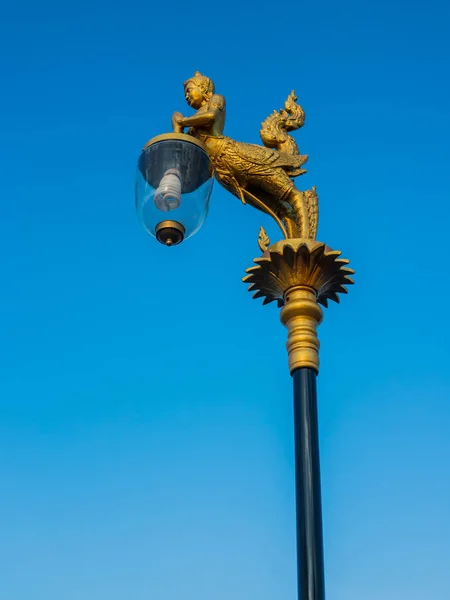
left=172, top=111, right=185, bottom=133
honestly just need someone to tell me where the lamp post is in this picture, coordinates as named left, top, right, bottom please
left=135, top=72, right=354, bottom=600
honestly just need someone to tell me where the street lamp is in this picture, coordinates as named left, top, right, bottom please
left=136, top=133, right=213, bottom=245
left=136, top=71, right=354, bottom=600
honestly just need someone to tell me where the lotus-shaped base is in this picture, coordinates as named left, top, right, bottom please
left=243, top=239, right=354, bottom=307
left=243, top=239, right=354, bottom=373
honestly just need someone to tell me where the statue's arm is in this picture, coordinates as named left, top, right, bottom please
left=173, top=95, right=225, bottom=131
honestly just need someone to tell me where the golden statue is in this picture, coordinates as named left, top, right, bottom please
left=167, top=72, right=353, bottom=374
left=172, top=71, right=318, bottom=240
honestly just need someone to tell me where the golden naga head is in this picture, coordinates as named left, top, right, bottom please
left=183, top=71, right=215, bottom=101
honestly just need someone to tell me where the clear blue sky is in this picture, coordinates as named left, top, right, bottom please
left=1, top=0, right=450, bottom=598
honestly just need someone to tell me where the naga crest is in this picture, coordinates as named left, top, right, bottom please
left=260, top=91, right=306, bottom=156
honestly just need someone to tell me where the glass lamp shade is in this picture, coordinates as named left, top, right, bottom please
left=135, top=133, right=213, bottom=245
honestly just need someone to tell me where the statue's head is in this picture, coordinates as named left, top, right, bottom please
left=183, top=71, right=215, bottom=108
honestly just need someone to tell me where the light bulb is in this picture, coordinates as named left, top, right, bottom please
left=154, top=168, right=182, bottom=212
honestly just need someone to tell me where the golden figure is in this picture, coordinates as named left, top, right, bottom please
left=172, top=72, right=318, bottom=240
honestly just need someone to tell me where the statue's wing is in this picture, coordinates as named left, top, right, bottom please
left=233, top=142, right=307, bottom=174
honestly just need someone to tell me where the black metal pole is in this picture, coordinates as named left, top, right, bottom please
left=293, top=367, right=325, bottom=600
